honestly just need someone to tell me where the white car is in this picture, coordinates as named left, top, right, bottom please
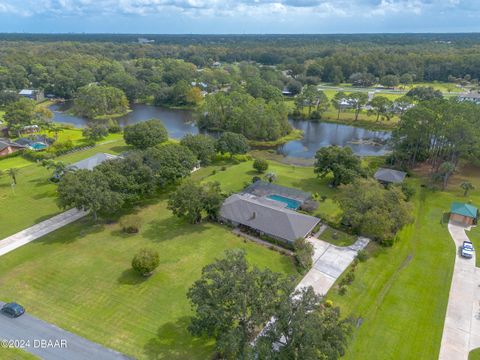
left=461, top=241, right=474, bottom=258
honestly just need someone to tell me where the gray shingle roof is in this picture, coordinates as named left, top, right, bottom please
left=67, top=153, right=119, bottom=171
left=220, top=194, right=320, bottom=243
left=0, top=138, right=24, bottom=152
left=374, top=168, right=407, bottom=184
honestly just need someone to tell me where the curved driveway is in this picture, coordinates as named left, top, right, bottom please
left=439, top=223, right=480, bottom=360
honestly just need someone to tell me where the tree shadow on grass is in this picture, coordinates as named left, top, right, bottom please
left=35, top=217, right=105, bottom=245
left=109, top=145, right=131, bottom=154
left=143, top=316, right=213, bottom=360
left=142, top=216, right=209, bottom=242
left=117, top=268, right=149, bottom=285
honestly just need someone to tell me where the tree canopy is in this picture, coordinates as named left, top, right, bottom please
left=73, top=84, right=129, bottom=118
left=314, top=146, right=365, bottom=187
left=123, top=119, right=168, bottom=149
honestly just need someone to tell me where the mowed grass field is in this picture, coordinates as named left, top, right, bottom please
left=327, top=164, right=480, bottom=360
left=0, top=195, right=298, bottom=360
left=0, top=139, right=129, bottom=239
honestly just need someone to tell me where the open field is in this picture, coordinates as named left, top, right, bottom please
left=0, top=138, right=128, bottom=238
left=0, top=196, right=298, bottom=360
left=327, top=165, right=480, bottom=360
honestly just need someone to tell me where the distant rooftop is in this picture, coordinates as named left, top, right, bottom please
left=19, top=89, right=35, bottom=95
left=67, top=153, right=119, bottom=171
left=374, top=168, right=407, bottom=184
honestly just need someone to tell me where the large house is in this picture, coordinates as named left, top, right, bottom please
left=67, top=153, right=119, bottom=171
left=219, top=181, right=320, bottom=244
left=450, top=202, right=478, bottom=227
left=19, top=89, right=45, bottom=102
left=0, top=138, right=25, bottom=157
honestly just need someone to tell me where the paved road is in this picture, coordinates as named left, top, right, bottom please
left=296, top=236, right=370, bottom=295
left=0, top=301, right=131, bottom=360
left=0, top=208, right=88, bottom=257
left=439, top=223, right=480, bottom=360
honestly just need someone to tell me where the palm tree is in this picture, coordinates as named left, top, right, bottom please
left=7, top=168, right=19, bottom=185
left=460, top=181, right=475, bottom=197
left=42, top=160, right=68, bottom=179
left=264, top=172, right=277, bottom=183
left=439, top=162, right=455, bottom=190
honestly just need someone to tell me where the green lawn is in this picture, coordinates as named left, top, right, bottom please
left=319, top=226, right=357, bottom=247
left=0, top=139, right=129, bottom=238
left=0, top=196, right=297, bottom=360
left=0, top=348, right=38, bottom=359
left=470, top=348, right=480, bottom=360
left=326, top=169, right=480, bottom=360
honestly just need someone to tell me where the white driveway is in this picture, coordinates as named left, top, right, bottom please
left=439, top=223, right=480, bottom=360
left=0, top=208, right=88, bottom=257
left=296, top=236, right=370, bottom=295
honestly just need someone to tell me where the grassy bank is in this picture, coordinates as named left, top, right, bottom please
left=327, top=165, right=480, bottom=359
left=248, top=128, right=303, bottom=148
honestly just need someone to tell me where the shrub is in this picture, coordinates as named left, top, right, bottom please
left=253, top=158, right=269, bottom=173
left=324, top=299, right=334, bottom=308
left=338, top=285, right=347, bottom=295
left=320, top=195, right=327, bottom=202
left=293, top=238, right=314, bottom=273
left=107, top=119, right=122, bottom=134
left=356, top=249, right=369, bottom=262
left=344, top=269, right=355, bottom=284
left=131, top=248, right=160, bottom=276
left=120, top=215, right=142, bottom=234
left=252, top=176, right=261, bottom=183
left=221, top=166, right=227, bottom=171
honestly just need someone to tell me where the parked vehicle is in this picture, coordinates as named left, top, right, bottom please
left=461, top=241, right=474, bottom=258
left=1, top=302, right=25, bottom=318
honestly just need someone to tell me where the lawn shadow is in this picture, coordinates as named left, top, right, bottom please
left=142, top=216, right=209, bottom=242
left=35, top=217, right=105, bottom=245
left=109, top=145, right=131, bottom=154
left=143, top=316, right=213, bottom=360
left=117, top=268, right=149, bottom=285
left=32, top=191, right=55, bottom=200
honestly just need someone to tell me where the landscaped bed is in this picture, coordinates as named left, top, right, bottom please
left=320, top=226, right=357, bottom=247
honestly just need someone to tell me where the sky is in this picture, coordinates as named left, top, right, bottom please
left=0, top=0, right=478, bottom=34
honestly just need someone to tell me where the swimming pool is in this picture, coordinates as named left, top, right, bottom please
left=267, top=194, right=301, bottom=210
left=30, top=142, right=47, bottom=150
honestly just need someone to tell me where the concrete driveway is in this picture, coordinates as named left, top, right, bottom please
left=0, top=208, right=88, bottom=257
left=439, top=223, right=480, bottom=360
left=0, top=301, right=131, bottom=360
left=296, top=236, right=370, bottom=295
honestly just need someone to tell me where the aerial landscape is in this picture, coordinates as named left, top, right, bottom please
left=0, top=1, right=479, bottom=360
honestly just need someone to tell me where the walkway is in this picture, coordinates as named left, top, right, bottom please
left=0, top=301, right=131, bottom=360
left=297, top=236, right=370, bottom=295
left=0, top=208, right=88, bottom=256
left=439, top=222, right=480, bottom=360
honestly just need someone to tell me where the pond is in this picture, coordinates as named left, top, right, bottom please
left=278, top=120, right=391, bottom=158
left=50, top=103, right=391, bottom=158
left=50, top=103, right=199, bottom=139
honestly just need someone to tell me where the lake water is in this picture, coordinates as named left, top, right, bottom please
left=51, top=103, right=390, bottom=158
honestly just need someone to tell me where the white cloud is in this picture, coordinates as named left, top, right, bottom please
left=0, top=0, right=476, bottom=20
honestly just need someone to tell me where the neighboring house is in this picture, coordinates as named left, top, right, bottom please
left=0, top=138, right=25, bottom=157
left=22, top=125, right=40, bottom=134
left=450, top=202, right=478, bottom=227
left=212, top=61, right=221, bottom=68
left=374, top=168, right=407, bottom=185
left=15, top=135, right=52, bottom=151
left=458, top=92, right=480, bottom=105
left=67, top=153, right=119, bottom=171
left=219, top=182, right=320, bottom=244
left=18, top=89, right=45, bottom=102
left=282, top=87, right=293, bottom=96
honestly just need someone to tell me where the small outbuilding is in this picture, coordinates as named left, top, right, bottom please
left=450, top=202, right=478, bottom=227
left=374, top=168, right=407, bottom=185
